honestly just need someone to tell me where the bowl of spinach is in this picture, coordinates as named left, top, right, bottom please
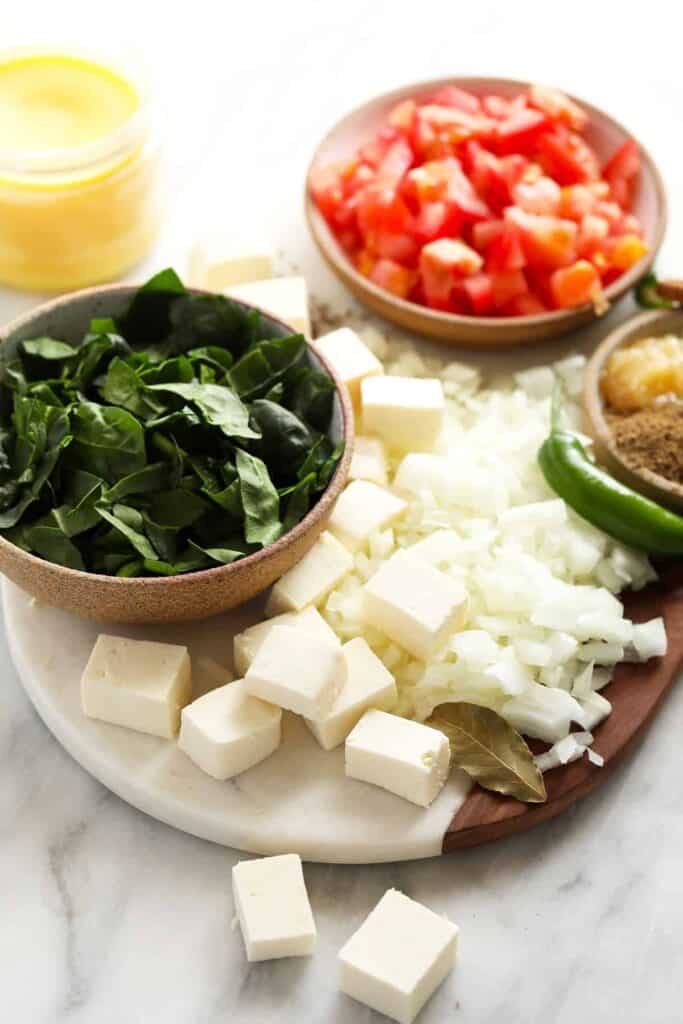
left=0, top=270, right=352, bottom=623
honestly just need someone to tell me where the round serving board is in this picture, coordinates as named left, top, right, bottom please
left=5, top=565, right=683, bottom=863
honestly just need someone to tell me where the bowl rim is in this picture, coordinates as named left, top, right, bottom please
left=583, top=307, right=683, bottom=507
left=305, top=74, right=667, bottom=331
left=0, top=282, right=354, bottom=588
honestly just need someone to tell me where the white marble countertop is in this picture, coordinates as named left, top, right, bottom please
left=3, top=2, right=683, bottom=1021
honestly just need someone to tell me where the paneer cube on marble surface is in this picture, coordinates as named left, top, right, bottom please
left=245, top=624, right=346, bottom=720
left=345, top=709, right=450, bottom=807
left=305, top=637, right=397, bottom=751
left=233, top=854, right=316, bottom=962
left=178, top=680, right=281, bottom=780
left=339, top=888, right=458, bottom=1024
left=81, top=634, right=191, bottom=739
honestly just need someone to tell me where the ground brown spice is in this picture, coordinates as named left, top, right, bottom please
left=608, top=403, right=683, bottom=483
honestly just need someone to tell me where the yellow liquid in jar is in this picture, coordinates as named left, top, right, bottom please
left=0, top=53, right=160, bottom=292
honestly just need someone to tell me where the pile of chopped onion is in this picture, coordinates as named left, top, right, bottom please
left=321, top=329, right=667, bottom=768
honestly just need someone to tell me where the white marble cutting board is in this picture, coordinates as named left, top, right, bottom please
left=2, top=578, right=471, bottom=863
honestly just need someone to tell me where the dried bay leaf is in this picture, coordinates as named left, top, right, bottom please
left=426, top=702, right=547, bottom=804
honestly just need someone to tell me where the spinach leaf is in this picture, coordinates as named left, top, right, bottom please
left=0, top=399, right=71, bottom=528
left=282, top=472, right=315, bottom=533
left=101, top=357, right=164, bottom=418
left=24, top=525, right=85, bottom=570
left=229, top=335, right=304, bottom=400
left=22, top=337, right=77, bottom=360
left=103, top=463, right=167, bottom=503
left=148, top=382, right=259, bottom=441
left=96, top=504, right=158, bottom=560
left=249, top=399, right=313, bottom=479
left=53, top=469, right=103, bottom=537
left=235, top=448, right=281, bottom=546
left=285, top=366, right=336, bottom=431
left=69, top=403, right=146, bottom=481
left=147, top=488, right=209, bottom=528
left=166, top=294, right=261, bottom=357
left=117, top=267, right=186, bottom=344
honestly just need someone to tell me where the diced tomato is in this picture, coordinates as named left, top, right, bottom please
left=499, top=155, right=530, bottom=190
left=486, top=226, right=526, bottom=272
left=528, top=84, right=588, bottom=131
left=490, top=270, right=528, bottom=307
left=411, top=201, right=462, bottom=244
left=358, top=127, right=400, bottom=167
left=550, top=260, right=601, bottom=308
left=375, top=138, right=414, bottom=189
left=603, top=233, right=648, bottom=270
left=536, top=127, right=600, bottom=185
left=309, top=163, right=344, bottom=223
left=602, top=139, right=640, bottom=209
left=416, top=105, right=496, bottom=149
left=343, top=162, right=375, bottom=196
left=577, top=214, right=609, bottom=257
left=460, top=272, right=495, bottom=314
left=420, top=238, right=483, bottom=308
left=504, top=292, right=548, bottom=316
left=356, top=186, right=411, bottom=240
left=388, top=99, right=418, bottom=134
left=405, top=158, right=491, bottom=221
left=505, top=207, right=578, bottom=267
left=369, top=259, right=417, bottom=298
left=424, top=85, right=482, bottom=114
left=494, top=108, right=549, bottom=156
left=557, top=184, right=596, bottom=220
left=482, top=94, right=527, bottom=120
left=512, top=176, right=561, bottom=215
left=464, top=142, right=514, bottom=212
left=472, top=219, right=505, bottom=250
left=371, top=231, right=419, bottom=264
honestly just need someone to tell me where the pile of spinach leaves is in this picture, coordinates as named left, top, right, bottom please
left=0, top=270, right=342, bottom=576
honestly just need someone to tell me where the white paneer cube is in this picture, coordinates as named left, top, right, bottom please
left=349, top=435, right=389, bottom=487
left=362, top=550, right=469, bottom=661
left=186, top=230, right=273, bottom=291
left=315, top=327, right=383, bottom=407
left=81, top=635, right=191, bottom=739
left=233, top=605, right=338, bottom=677
left=233, top=854, right=316, bottom=962
left=345, top=710, right=450, bottom=807
left=245, top=625, right=346, bottom=720
left=266, top=531, right=353, bottom=615
left=178, top=680, right=281, bottom=780
left=339, top=888, right=458, bottom=1024
left=227, top=276, right=310, bottom=337
left=361, top=376, right=445, bottom=452
left=329, top=480, right=406, bottom=553
left=305, top=637, right=397, bottom=751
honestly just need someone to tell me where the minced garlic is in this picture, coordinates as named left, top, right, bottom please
left=601, top=335, right=683, bottom=413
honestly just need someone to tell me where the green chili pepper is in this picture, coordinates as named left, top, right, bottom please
left=538, top=388, right=683, bottom=555
left=635, top=272, right=675, bottom=310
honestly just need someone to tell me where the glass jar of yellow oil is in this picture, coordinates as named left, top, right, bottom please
left=0, top=48, right=161, bottom=292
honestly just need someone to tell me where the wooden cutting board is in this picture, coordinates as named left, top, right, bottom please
left=443, top=562, right=683, bottom=852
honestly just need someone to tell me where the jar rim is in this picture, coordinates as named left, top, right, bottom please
left=0, top=45, right=151, bottom=178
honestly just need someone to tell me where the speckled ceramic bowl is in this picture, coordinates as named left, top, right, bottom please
left=0, top=285, right=353, bottom=623
left=583, top=308, right=683, bottom=512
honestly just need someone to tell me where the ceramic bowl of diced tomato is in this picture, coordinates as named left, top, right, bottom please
left=306, top=77, right=666, bottom=347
